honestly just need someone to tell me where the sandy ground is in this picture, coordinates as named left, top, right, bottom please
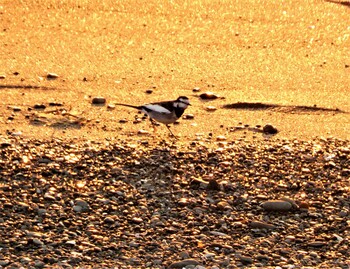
left=1, top=0, right=349, bottom=142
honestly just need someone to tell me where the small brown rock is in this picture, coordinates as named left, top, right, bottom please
left=206, top=106, right=217, bottom=111
left=250, top=221, right=276, bottom=230
left=238, top=255, right=253, bottom=264
left=262, top=200, right=292, bottom=211
left=308, top=241, right=327, bottom=247
left=263, top=124, right=278, bottom=134
left=199, top=92, right=219, bottom=100
left=92, top=97, right=106, bottom=105
left=47, top=73, right=59, bottom=79
left=183, top=114, right=194, bottom=119
left=207, top=179, right=221, bottom=191
left=168, top=259, right=201, bottom=268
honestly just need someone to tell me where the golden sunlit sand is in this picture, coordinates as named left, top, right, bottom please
left=1, top=0, right=349, bottom=141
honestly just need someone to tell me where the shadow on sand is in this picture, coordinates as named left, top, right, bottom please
left=325, top=0, right=350, bottom=8
left=223, top=102, right=346, bottom=114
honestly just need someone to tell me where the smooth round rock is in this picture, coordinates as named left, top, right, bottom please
left=261, top=200, right=292, bottom=211
left=168, top=259, right=201, bottom=268
left=263, top=124, right=278, bottom=134
left=250, top=220, right=276, bottom=230
left=92, top=97, right=106, bottom=105
left=199, top=92, right=219, bottom=100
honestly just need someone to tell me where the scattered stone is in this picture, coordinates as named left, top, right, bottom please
left=66, top=240, right=76, bottom=246
left=132, top=217, right=143, bottom=224
left=216, top=135, right=226, bottom=141
left=46, top=73, right=59, bottom=79
left=0, top=74, right=6, bottom=79
left=34, top=104, right=46, bottom=109
left=183, top=114, right=194, bottom=119
left=104, top=216, right=115, bottom=224
left=263, top=124, right=278, bottom=134
left=34, top=260, right=45, bottom=268
left=206, top=106, right=217, bottom=111
left=73, top=205, right=83, bottom=213
left=33, top=238, right=44, bottom=246
left=217, top=200, right=232, bottom=211
left=119, top=118, right=128, bottom=123
left=308, top=241, right=327, bottom=247
left=199, top=92, right=219, bottom=100
left=299, top=201, right=309, bottom=209
left=49, top=102, right=63, bottom=106
left=250, top=221, right=276, bottom=230
left=92, top=97, right=106, bottom=105
left=238, top=255, right=253, bottom=264
left=8, top=106, right=21, bottom=112
left=0, top=137, right=348, bottom=268
left=261, top=200, right=293, bottom=211
left=74, top=199, right=90, bottom=212
left=107, top=104, right=116, bottom=110
left=0, top=260, right=10, bottom=266
left=207, top=179, right=221, bottom=191
left=281, top=197, right=299, bottom=210
left=168, top=259, right=201, bottom=268
left=137, top=129, right=149, bottom=135
left=145, top=89, right=153, bottom=94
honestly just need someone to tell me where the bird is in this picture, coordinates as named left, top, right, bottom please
left=115, top=96, right=190, bottom=138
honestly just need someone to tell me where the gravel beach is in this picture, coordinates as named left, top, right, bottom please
left=0, top=136, right=349, bottom=268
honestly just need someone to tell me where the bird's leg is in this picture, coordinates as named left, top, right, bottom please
left=166, top=125, right=177, bottom=139
left=149, top=118, right=158, bottom=133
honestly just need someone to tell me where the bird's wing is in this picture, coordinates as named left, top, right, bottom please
left=142, top=104, right=172, bottom=114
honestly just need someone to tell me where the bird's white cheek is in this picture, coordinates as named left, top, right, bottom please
left=177, top=103, right=188, bottom=109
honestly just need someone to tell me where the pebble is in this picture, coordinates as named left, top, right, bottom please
left=238, top=255, right=253, bottom=264
left=183, top=114, right=194, bottom=119
left=46, top=73, right=59, bottom=79
left=73, top=205, right=83, bottom=213
left=104, top=216, right=115, bottom=224
left=66, top=240, right=76, bottom=246
left=206, top=106, right=217, bottom=111
left=92, top=97, right=106, bottom=105
left=169, top=259, right=201, bottom=268
left=216, top=135, right=226, bottom=141
left=250, top=220, right=276, bottom=230
left=0, top=260, right=10, bottom=266
left=308, top=241, right=327, bottom=247
left=261, top=200, right=293, bottom=211
left=199, top=92, right=219, bottom=100
left=137, top=129, right=149, bottom=135
left=74, top=198, right=90, bottom=212
left=263, top=124, right=278, bottom=134
left=107, top=104, right=115, bottom=110
left=33, top=238, right=44, bottom=246
left=33, top=104, right=46, bottom=111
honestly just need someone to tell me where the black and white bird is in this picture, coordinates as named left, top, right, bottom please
left=116, top=96, right=190, bottom=138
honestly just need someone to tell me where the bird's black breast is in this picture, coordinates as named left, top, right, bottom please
left=174, top=107, right=185, bottom=118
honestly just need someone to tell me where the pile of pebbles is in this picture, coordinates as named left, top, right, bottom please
left=0, top=136, right=349, bottom=268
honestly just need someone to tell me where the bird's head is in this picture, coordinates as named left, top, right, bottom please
left=175, top=96, right=190, bottom=109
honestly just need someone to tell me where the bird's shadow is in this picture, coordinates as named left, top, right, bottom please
left=325, top=0, right=350, bottom=8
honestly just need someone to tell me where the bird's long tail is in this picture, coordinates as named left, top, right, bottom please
left=115, top=103, right=142, bottom=110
